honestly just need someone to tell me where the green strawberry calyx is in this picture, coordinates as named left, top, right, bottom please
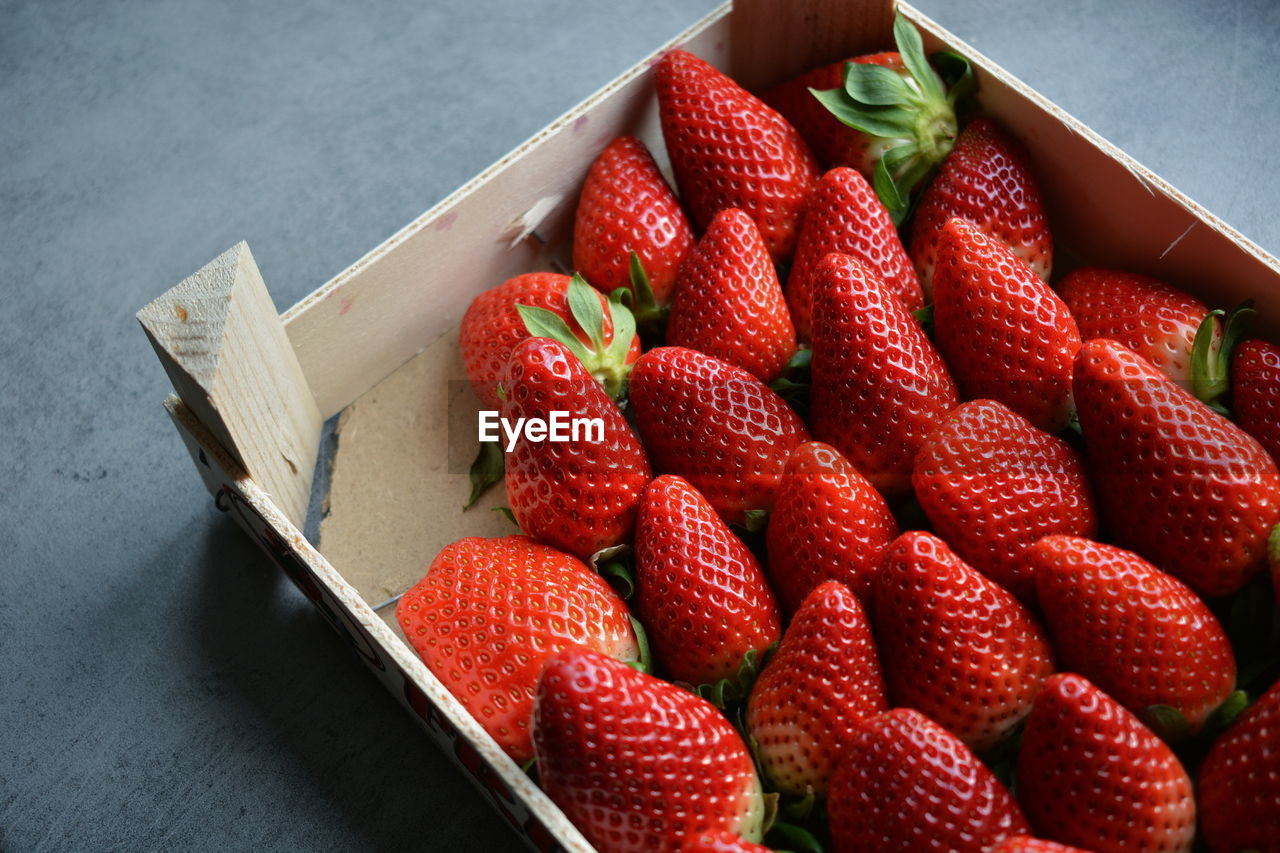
left=810, top=14, right=975, bottom=223
left=517, top=273, right=637, bottom=400
left=609, top=252, right=668, bottom=337
left=1190, top=300, right=1255, bottom=411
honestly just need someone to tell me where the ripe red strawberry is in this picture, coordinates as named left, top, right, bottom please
left=827, top=708, right=1031, bottom=853
left=573, top=136, right=694, bottom=312
left=460, top=272, right=640, bottom=407
left=745, top=581, right=888, bottom=795
left=873, top=531, right=1055, bottom=752
left=762, top=52, right=908, bottom=173
left=635, top=475, right=781, bottom=685
left=911, top=118, right=1053, bottom=298
left=1198, top=677, right=1280, bottom=853
left=810, top=252, right=959, bottom=495
left=655, top=49, right=820, bottom=261
left=1016, top=673, right=1196, bottom=853
left=989, top=837, right=1092, bottom=853
left=1030, top=536, right=1236, bottom=732
left=786, top=167, right=923, bottom=341
left=1073, top=338, right=1280, bottom=597
left=765, top=442, right=898, bottom=611
left=678, top=831, right=771, bottom=853
left=500, top=338, right=651, bottom=559
left=912, top=399, right=1097, bottom=602
left=666, top=208, right=797, bottom=382
left=1234, top=338, right=1280, bottom=462
left=1058, top=268, right=1212, bottom=385
left=628, top=346, right=811, bottom=523
left=532, top=647, right=765, bottom=853
left=397, top=536, right=637, bottom=762
left=932, top=217, right=1080, bottom=433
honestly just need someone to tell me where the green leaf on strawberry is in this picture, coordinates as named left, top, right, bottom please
left=1191, top=300, right=1256, bottom=410
left=811, top=14, right=966, bottom=221
left=465, top=440, right=505, bottom=508
left=516, top=273, right=637, bottom=399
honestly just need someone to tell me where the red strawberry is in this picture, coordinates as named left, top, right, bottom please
left=1073, top=338, right=1280, bottom=597
left=628, top=346, right=810, bottom=523
left=989, top=837, right=1092, bottom=853
left=911, top=118, right=1053, bottom=298
left=500, top=338, right=651, bottom=559
left=745, top=581, right=888, bottom=795
left=573, top=136, right=694, bottom=313
left=932, top=217, right=1080, bottom=432
left=765, top=441, right=898, bottom=611
left=912, top=399, right=1097, bottom=602
left=397, top=536, right=637, bottom=762
left=762, top=52, right=908, bottom=173
left=1234, top=338, right=1280, bottom=462
left=532, top=647, right=765, bottom=853
left=1198, top=677, right=1280, bottom=853
left=810, top=252, right=959, bottom=495
left=873, top=531, right=1055, bottom=752
left=460, top=272, right=639, bottom=407
left=678, top=832, right=771, bottom=853
left=1016, top=673, right=1196, bottom=853
left=1058, top=268, right=1212, bottom=385
left=827, top=708, right=1031, bottom=853
left=767, top=16, right=969, bottom=223
left=786, top=167, right=923, bottom=341
left=655, top=49, right=820, bottom=261
left=666, top=208, right=797, bottom=382
left=1030, top=536, right=1236, bottom=733
left=635, top=475, right=781, bottom=685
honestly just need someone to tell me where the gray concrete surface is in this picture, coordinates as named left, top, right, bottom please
left=2, top=0, right=1277, bottom=850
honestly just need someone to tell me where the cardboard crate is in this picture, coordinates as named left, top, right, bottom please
left=136, top=0, right=1280, bottom=850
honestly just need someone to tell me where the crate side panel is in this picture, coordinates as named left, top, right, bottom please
left=281, top=8, right=731, bottom=421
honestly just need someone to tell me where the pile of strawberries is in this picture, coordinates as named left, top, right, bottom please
left=397, top=16, right=1280, bottom=853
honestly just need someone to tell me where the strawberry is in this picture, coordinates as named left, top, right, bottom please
left=932, top=217, right=1080, bottom=433
left=573, top=136, right=694, bottom=315
left=678, top=831, right=771, bottom=853
left=911, top=118, right=1052, bottom=298
left=635, top=475, right=781, bottom=685
left=666, top=208, right=797, bottom=382
left=912, top=399, right=1097, bottom=602
left=1030, top=536, right=1236, bottom=733
left=745, top=581, right=888, bottom=795
left=989, top=838, right=1092, bottom=853
left=1015, top=673, right=1196, bottom=853
left=1073, top=338, right=1280, bottom=597
left=500, top=338, right=651, bottom=559
left=809, top=252, right=959, bottom=496
left=765, top=441, right=899, bottom=611
left=785, top=167, right=923, bottom=342
left=872, top=531, right=1055, bottom=752
left=788, top=15, right=974, bottom=222
left=532, top=647, right=765, bottom=853
left=628, top=346, right=811, bottom=524
left=762, top=52, right=908, bottom=172
left=1234, top=338, right=1280, bottom=462
left=1198, top=676, right=1280, bottom=853
left=1058, top=268, right=1212, bottom=386
left=827, top=708, right=1031, bottom=853
left=460, top=271, right=639, bottom=407
left=655, top=49, right=820, bottom=261
left=396, top=536, right=637, bottom=762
